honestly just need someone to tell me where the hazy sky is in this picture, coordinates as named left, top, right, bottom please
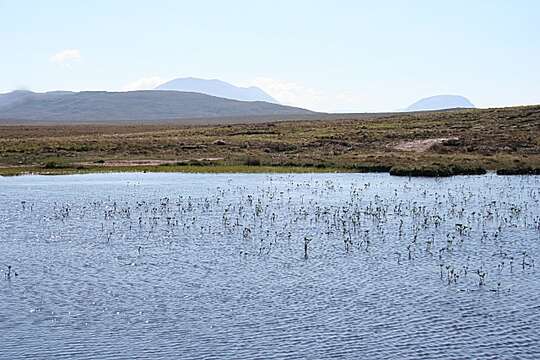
left=1, top=0, right=539, bottom=112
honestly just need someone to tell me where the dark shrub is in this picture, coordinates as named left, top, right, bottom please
left=43, top=161, right=69, bottom=169
left=349, top=164, right=392, bottom=173
left=497, top=167, right=540, bottom=175
left=244, top=158, right=261, bottom=166
left=390, top=164, right=486, bottom=177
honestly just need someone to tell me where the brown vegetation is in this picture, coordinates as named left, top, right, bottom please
left=1, top=105, right=539, bottom=176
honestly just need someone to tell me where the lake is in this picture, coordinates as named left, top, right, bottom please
left=1, top=173, right=539, bottom=359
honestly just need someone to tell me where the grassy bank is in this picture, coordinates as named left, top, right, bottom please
left=1, top=162, right=537, bottom=177
left=0, top=164, right=354, bottom=176
left=1, top=105, right=539, bottom=177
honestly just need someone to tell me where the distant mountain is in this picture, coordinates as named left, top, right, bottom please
left=406, top=95, right=475, bottom=111
left=156, top=77, right=278, bottom=103
left=0, top=90, right=34, bottom=108
left=0, top=90, right=312, bottom=122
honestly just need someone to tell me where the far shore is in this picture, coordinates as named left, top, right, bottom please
left=1, top=105, right=539, bottom=177
left=1, top=163, right=538, bottom=177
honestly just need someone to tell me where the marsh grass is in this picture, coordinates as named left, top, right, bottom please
left=10, top=173, right=537, bottom=293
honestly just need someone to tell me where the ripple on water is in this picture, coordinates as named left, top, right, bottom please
left=0, top=173, right=539, bottom=359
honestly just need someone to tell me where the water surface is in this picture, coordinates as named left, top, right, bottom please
left=1, top=173, right=539, bottom=359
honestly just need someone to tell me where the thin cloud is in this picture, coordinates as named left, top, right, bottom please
left=121, top=76, right=164, bottom=91
left=247, top=77, right=367, bottom=112
left=50, top=49, right=81, bottom=64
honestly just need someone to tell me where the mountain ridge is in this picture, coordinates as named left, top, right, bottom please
left=0, top=90, right=311, bottom=122
left=155, top=77, right=278, bottom=103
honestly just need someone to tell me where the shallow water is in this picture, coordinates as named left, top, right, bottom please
left=0, top=173, right=539, bottom=359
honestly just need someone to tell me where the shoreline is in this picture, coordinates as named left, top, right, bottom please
left=1, top=164, right=538, bottom=177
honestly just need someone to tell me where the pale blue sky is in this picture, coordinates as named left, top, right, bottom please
left=1, top=0, right=539, bottom=112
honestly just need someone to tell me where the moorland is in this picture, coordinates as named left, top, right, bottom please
left=1, top=105, right=539, bottom=176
